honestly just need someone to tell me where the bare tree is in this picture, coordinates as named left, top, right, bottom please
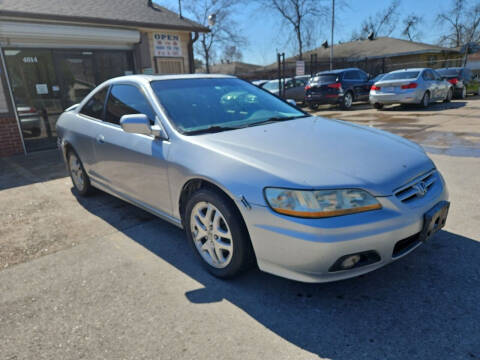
left=222, top=45, right=243, bottom=63
left=258, top=0, right=329, bottom=59
left=437, top=0, right=480, bottom=47
left=350, top=0, right=400, bottom=41
left=183, top=1, right=246, bottom=73
left=402, top=14, right=423, bottom=41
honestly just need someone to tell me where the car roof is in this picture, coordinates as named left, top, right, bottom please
left=104, top=73, right=236, bottom=86
left=437, top=67, right=463, bottom=71
left=315, top=67, right=361, bottom=75
left=388, top=68, right=428, bottom=73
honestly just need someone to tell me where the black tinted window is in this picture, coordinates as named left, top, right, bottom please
left=344, top=71, right=359, bottom=80
left=358, top=71, right=368, bottom=81
left=105, top=84, right=155, bottom=125
left=383, top=71, right=420, bottom=80
left=80, top=87, right=108, bottom=119
left=310, top=74, right=338, bottom=83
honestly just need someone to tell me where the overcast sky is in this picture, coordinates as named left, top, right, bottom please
left=159, top=0, right=454, bottom=65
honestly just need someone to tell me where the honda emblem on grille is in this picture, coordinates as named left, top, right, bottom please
left=413, top=181, right=428, bottom=196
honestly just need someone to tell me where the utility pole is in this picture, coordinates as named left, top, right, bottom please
left=330, top=0, right=334, bottom=70
left=178, top=0, right=183, bottom=18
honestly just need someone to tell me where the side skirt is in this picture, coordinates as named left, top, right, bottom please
left=90, top=177, right=183, bottom=229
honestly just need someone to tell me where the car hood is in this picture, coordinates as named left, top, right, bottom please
left=192, top=116, right=434, bottom=197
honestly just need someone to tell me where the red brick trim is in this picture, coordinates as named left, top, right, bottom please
left=0, top=115, right=24, bottom=157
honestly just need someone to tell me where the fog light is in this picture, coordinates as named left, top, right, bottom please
left=328, top=250, right=381, bottom=272
left=340, top=254, right=361, bottom=269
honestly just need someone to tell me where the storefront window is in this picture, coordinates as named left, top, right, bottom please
left=3, top=48, right=134, bottom=152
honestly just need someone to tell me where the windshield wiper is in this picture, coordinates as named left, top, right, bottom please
left=184, top=125, right=240, bottom=135
left=245, top=115, right=309, bottom=127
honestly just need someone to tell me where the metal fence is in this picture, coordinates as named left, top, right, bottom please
left=249, top=56, right=466, bottom=80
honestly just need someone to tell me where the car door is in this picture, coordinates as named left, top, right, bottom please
left=432, top=70, right=447, bottom=99
left=422, top=70, right=436, bottom=99
left=341, top=71, right=356, bottom=98
left=93, top=83, right=172, bottom=214
left=75, top=86, right=110, bottom=173
left=357, top=70, right=371, bottom=100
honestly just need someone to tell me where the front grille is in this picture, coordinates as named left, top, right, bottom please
left=392, top=233, right=421, bottom=258
left=394, top=170, right=436, bottom=203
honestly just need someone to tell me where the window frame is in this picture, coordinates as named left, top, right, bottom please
left=103, top=82, right=158, bottom=128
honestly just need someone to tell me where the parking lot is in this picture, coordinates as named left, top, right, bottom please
left=1, top=97, right=479, bottom=359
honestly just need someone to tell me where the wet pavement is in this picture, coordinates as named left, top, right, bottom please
left=310, top=95, right=480, bottom=157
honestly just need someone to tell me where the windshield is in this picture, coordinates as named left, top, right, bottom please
left=437, top=69, right=461, bottom=76
left=262, top=80, right=280, bottom=91
left=382, top=71, right=420, bottom=81
left=150, top=78, right=307, bottom=134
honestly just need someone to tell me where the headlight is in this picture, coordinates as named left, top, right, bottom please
left=264, top=188, right=381, bottom=218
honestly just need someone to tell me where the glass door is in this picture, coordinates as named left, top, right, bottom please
left=53, top=51, right=97, bottom=108
left=4, top=49, right=64, bottom=152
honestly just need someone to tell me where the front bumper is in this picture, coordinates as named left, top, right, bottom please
left=240, top=171, right=448, bottom=283
left=370, top=89, right=423, bottom=105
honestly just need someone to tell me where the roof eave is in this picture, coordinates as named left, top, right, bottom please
left=0, top=10, right=210, bottom=33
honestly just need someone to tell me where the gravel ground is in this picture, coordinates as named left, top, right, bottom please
left=0, top=97, right=479, bottom=359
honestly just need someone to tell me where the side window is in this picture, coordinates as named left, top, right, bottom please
left=105, top=84, right=156, bottom=125
left=343, top=71, right=352, bottom=80
left=80, top=87, right=108, bottom=119
left=422, top=71, right=433, bottom=81
left=432, top=70, right=442, bottom=81
left=358, top=71, right=368, bottom=81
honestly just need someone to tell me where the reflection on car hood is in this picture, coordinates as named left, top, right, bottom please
left=196, top=116, right=434, bottom=196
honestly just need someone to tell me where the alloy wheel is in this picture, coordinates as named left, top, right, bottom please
left=344, top=92, right=353, bottom=108
left=69, top=153, right=85, bottom=191
left=190, top=201, right=233, bottom=268
left=423, top=93, right=430, bottom=107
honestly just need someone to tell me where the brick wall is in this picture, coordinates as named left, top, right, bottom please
left=0, top=116, right=24, bottom=157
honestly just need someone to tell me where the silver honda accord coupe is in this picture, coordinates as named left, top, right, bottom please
left=370, top=68, right=453, bottom=109
left=56, top=74, right=449, bottom=283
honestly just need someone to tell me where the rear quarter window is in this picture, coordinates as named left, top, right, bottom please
left=80, top=87, right=108, bottom=119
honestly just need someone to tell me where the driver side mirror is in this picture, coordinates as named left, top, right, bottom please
left=120, top=114, right=167, bottom=139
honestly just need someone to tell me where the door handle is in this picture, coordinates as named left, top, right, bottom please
left=96, top=135, right=105, bottom=144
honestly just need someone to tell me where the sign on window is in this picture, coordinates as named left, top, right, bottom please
left=153, top=33, right=182, bottom=57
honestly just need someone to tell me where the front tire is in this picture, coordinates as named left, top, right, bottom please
left=184, top=189, right=254, bottom=279
left=67, top=150, right=93, bottom=196
left=460, top=87, right=467, bottom=99
left=373, top=103, right=384, bottom=110
left=421, top=92, right=430, bottom=108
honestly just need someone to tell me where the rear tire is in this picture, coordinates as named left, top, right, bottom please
left=444, top=88, right=453, bottom=103
left=340, top=91, right=353, bottom=110
left=373, top=103, right=384, bottom=110
left=184, top=188, right=254, bottom=279
left=421, top=92, right=430, bottom=108
left=67, top=150, right=94, bottom=196
left=308, top=103, right=319, bottom=110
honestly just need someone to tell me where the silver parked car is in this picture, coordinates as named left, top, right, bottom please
left=370, top=68, right=453, bottom=109
left=262, top=75, right=310, bottom=102
left=56, top=74, right=449, bottom=283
